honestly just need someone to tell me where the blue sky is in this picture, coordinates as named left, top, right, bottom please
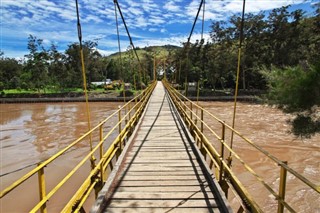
left=1, top=0, right=317, bottom=59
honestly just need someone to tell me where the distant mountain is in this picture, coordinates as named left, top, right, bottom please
left=106, top=45, right=181, bottom=60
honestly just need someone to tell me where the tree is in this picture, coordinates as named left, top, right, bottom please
left=105, top=58, right=120, bottom=80
left=65, top=40, right=104, bottom=88
left=48, top=44, right=68, bottom=90
left=24, top=35, right=49, bottom=92
left=0, top=53, right=23, bottom=90
left=261, top=64, right=320, bottom=137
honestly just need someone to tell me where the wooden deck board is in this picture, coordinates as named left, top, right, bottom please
left=91, top=82, right=232, bottom=213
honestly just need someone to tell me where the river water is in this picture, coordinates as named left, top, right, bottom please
left=0, top=102, right=319, bottom=212
left=199, top=101, right=319, bottom=212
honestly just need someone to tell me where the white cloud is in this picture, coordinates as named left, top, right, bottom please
left=122, top=32, right=211, bottom=51
left=42, top=39, right=51, bottom=46
left=164, top=1, right=181, bottom=12
left=205, top=11, right=224, bottom=20
left=141, top=0, right=159, bottom=12
left=125, top=0, right=140, bottom=8
left=185, top=0, right=309, bottom=22
left=2, top=50, right=30, bottom=59
left=149, top=28, right=158, bottom=32
left=160, top=28, right=167, bottom=33
left=149, top=16, right=166, bottom=25
left=244, top=0, right=306, bottom=13
left=136, top=16, right=149, bottom=27
left=1, top=0, right=314, bottom=59
left=129, top=7, right=144, bottom=16
left=96, top=48, right=115, bottom=56
left=58, top=10, right=76, bottom=21
left=186, top=0, right=201, bottom=19
left=83, top=15, right=103, bottom=23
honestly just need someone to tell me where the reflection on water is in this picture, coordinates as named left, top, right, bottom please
left=0, top=102, right=319, bottom=212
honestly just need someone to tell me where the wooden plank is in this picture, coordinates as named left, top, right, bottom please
left=123, top=171, right=209, bottom=176
left=114, top=185, right=213, bottom=192
left=107, top=191, right=216, bottom=199
left=121, top=175, right=207, bottom=181
left=105, top=198, right=219, bottom=208
left=104, top=207, right=217, bottom=213
left=114, top=179, right=209, bottom=187
left=92, top=82, right=230, bottom=213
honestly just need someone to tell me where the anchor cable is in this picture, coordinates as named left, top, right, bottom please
left=114, top=0, right=143, bottom=84
left=230, top=0, right=246, bottom=158
left=75, top=0, right=95, bottom=166
left=184, top=0, right=205, bottom=96
left=114, top=0, right=126, bottom=103
left=197, top=0, right=206, bottom=106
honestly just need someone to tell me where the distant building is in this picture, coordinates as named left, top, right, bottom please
left=91, top=79, right=112, bottom=86
left=188, top=82, right=197, bottom=91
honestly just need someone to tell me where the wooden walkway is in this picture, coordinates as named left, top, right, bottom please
left=91, top=82, right=231, bottom=213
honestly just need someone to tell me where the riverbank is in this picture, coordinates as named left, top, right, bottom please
left=1, top=87, right=264, bottom=103
left=0, top=97, right=133, bottom=103
left=0, top=95, right=259, bottom=103
left=0, top=90, right=133, bottom=103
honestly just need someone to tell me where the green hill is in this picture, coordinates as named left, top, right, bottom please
left=107, top=45, right=181, bottom=60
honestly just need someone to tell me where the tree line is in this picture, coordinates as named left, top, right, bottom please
left=0, top=36, right=109, bottom=92
left=1, top=5, right=318, bottom=92
left=170, top=5, right=319, bottom=90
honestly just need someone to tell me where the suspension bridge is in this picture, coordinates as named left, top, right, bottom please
left=91, top=82, right=231, bottom=213
left=1, top=0, right=319, bottom=212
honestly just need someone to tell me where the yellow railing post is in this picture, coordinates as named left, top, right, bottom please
left=219, top=122, right=229, bottom=197
left=199, top=108, right=206, bottom=158
left=200, top=108, right=204, bottom=133
left=118, top=106, right=122, bottom=150
left=278, top=161, right=288, bottom=213
left=190, top=102, right=193, bottom=120
left=135, top=93, right=137, bottom=105
left=125, top=104, right=128, bottom=125
left=99, top=123, right=105, bottom=182
left=37, top=164, right=47, bottom=213
left=129, top=103, right=132, bottom=121
left=118, top=106, right=122, bottom=135
left=219, top=122, right=225, bottom=182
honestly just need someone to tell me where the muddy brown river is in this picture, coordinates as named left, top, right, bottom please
left=0, top=102, right=319, bottom=212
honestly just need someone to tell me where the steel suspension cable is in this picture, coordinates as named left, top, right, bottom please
left=229, top=0, right=246, bottom=159
left=184, top=0, right=205, bottom=96
left=75, top=0, right=95, bottom=167
left=196, top=0, right=206, bottom=118
left=198, top=0, right=206, bottom=102
left=114, top=0, right=143, bottom=85
left=114, top=0, right=126, bottom=103
left=187, top=0, right=205, bottom=45
left=201, top=0, right=205, bottom=41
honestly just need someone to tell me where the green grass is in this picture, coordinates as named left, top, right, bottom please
left=4, top=89, right=36, bottom=94
left=4, top=87, right=99, bottom=94
left=3, top=87, right=142, bottom=95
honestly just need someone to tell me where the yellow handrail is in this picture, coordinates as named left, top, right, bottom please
left=163, top=79, right=319, bottom=213
left=1, top=81, right=157, bottom=212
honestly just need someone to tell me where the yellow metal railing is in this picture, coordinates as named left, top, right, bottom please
left=163, top=80, right=319, bottom=213
left=0, top=81, right=157, bottom=212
